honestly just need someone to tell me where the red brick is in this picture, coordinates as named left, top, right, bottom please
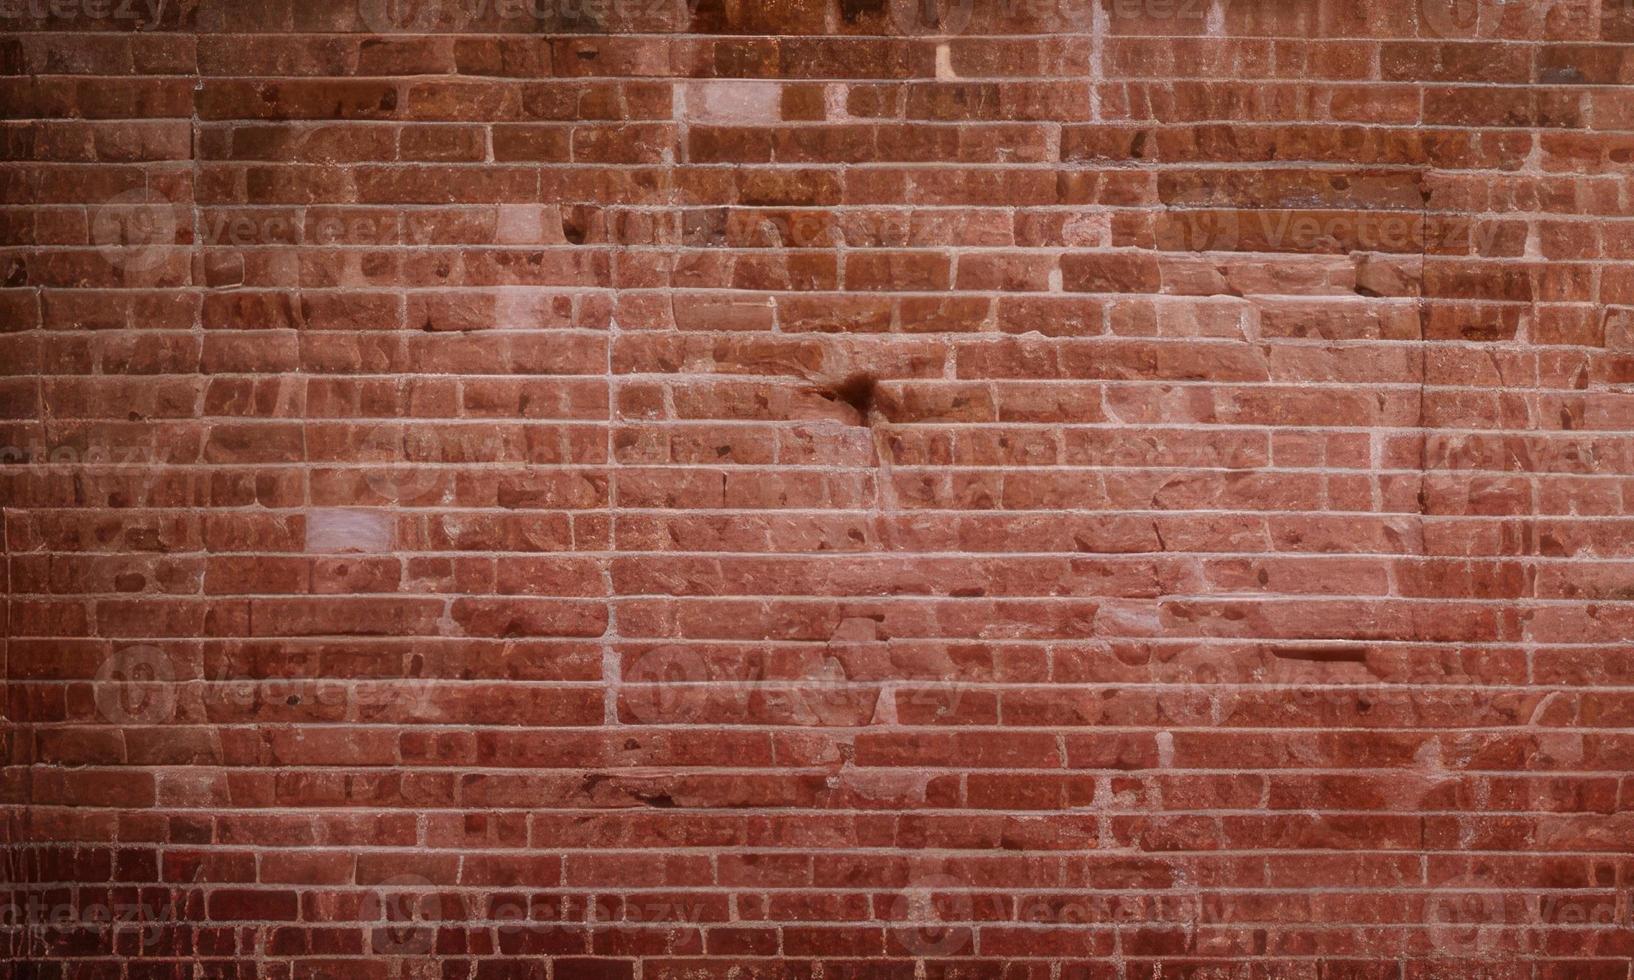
left=5, top=4, right=1627, bottom=977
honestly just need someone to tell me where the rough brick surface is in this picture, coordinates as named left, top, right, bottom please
left=4, top=0, right=1634, bottom=975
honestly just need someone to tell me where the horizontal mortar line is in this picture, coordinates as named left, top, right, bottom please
left=19, top=124, right=1598, bottom=138
left=0, top=348, right=1581, bottom=359
left=0, top=298, right=1592, bottom=310
left=7, top=864, right=1631, bottom=880
left=17, top=762, right=1634, bottom=778
left=3, top=506, right=1598, bottom=519
left=12, top=429, right=1634, bottom=440
left=7, top=877, right=1628, bottom=892
left=0, top=512, right=1588, bottom=529
left=0, top=919, right=1566, bottom=926
left=13, top=804, right=1634, bottom=825
left=16, top=723, right=1634, bottom=733
left=469, top=376, right=1618, bottom=389
left=16, top=416, right=1623, bottom=428
left=0, top=921, right=1600, bottom=932
left=0, top=390, right=1614, bottom=401
left=497, top=593, right=1634, bottom=604
left=18, top=153, right=1627, bottom=169
left=24, top=715, right=1634, bottom=724
left=16, top=850, right=1634, bottom=872
left=150, top=155, right=1634, bottom=173
left=3, top=308, right=1604, bottom=319
left=28, top=187, right=1631, bottom=200
left=12, top=586, right=1634, bottom=600
left=30, top=211, right=1634, bottom=227
left=9, top=880, right=1634, bottom=896
left=47, top=237, right=1634, bottom=247
left=22, top=237, right=1496, bottom=247
left=17, top=28, right=1634, bottom=41
left=1, top=633, right=1607, bottom=644
left=12, top=462, right=1629, bottom=476
left=0, top=568, right=1620, bottom=577
left=29, top=591, right=1634, bottom=604
left=5, top=577, right=1586, bottom=599
left=28, top=247, right=1620, bottom=262
left=160, top=71, right=1634, bottom=86
left=8, top=813, right=1627, bottom=837
left=11, top=637, right=1629, bottom=650
left=0, top=393, right=1614, bottom=405
left=133, top=77, right=1634, bottom=94
left=28, top=166, right=1634, bottom=184
left=0, top=949, right=1515, bottom=957
left=12, top=549, right=1634, bottom=561
left=27, top=679, right=1632, bottom=691
left=349, top=506, right=1634, bottom=518
left=12, top=793, right=1634, bottom=816
left=5, top=799, right=1628, bottom=815
left=23, top=115, right=1634, bottom=134
left=25, top=253, right=1630, bottom=265
left=0, top=886, right=1612, bottom=896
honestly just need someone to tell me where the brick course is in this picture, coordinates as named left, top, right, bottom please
left=5, top=0, right=1634, bottom=975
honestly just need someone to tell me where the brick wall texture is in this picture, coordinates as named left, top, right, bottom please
left=5, top=0, right=1634, bottom=976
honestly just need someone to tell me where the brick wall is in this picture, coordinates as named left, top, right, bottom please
left=5, top=0, right=1634, bottom=976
